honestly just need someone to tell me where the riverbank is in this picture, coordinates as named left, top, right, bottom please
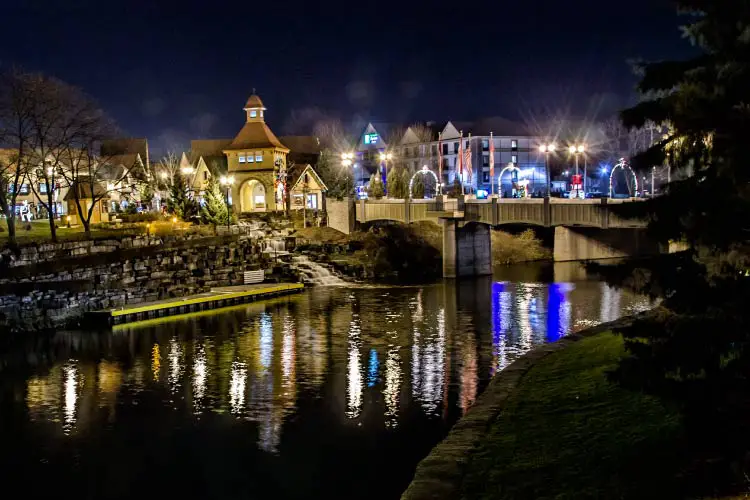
left=293, top=222, right=550, bottom=283
left=402, top=315, right=707, bottom=500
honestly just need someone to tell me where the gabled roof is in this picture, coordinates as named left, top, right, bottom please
left=107, top=153, right=141, bottom=169
left=279, top=135, right=320, bottom=155
left=64, top=177, right=109, bottom=200
left=191, top=139, right=233, bottom=158
left=101, top=138, right=148, bottom=159
left=244, top=94, right=265, bottom=109
left=290, top=164, right=328, bottom=192
left=225, top=122, right=289, bottom=151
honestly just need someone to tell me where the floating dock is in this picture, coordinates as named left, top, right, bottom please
left=87, top=283, right=305, bottom=326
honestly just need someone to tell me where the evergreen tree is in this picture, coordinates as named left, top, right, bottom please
left=166, top=172, right=199, bottom=221
left=367, top=173, right=384, bottom=199
left=386, top=166, right=407, bottom=199
left=317, top=149, right=354, bottom=199
left=200, top=175, right=229, bottom=226
left=411, top=171, right=425, bottom=199
left=595, top=1, right=750, bottom=487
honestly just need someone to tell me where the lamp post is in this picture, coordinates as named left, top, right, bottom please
left=219, top=175, right=235, bottom=229
left=568, top=144, right=585, bottom=198
left=379, top=152, right=393, bottom=195
left=539, top=143, right=556, bottom=198
left=341, top=152, right=354, bottom=197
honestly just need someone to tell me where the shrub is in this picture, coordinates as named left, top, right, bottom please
left=118, top=212, right=164, bottom=223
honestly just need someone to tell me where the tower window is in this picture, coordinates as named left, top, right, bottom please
left=250, top=109, right=257, bottom=118
left=511, top=139, right=518, bottom=149
left=247, top=153, right=254, bottom=163
left=239, top=155, right=246, bottom=163
left=255, top=152, right=263, bottom=162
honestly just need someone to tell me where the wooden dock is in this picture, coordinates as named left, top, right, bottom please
left=87, top=283, right=305, bottom=326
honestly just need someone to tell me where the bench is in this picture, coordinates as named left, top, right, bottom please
left=243, top=270, right=265, bottom=285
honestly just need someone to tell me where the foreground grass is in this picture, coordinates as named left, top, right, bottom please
left=462, top=333, right=689, bottom=500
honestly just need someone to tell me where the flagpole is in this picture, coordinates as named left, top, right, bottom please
left=459, top=130, right=465, bottom=196
left=490, top=131, right=494, bottom=196
left=438, top=132, right=443, bottom=195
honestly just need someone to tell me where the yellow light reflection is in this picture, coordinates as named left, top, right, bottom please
left=151, top=344, right=161, bottom=382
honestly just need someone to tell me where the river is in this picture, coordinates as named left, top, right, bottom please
left=0, top=262, right=651, bottom=499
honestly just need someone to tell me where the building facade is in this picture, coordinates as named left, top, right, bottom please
left=346, top=120, right=547, bottom=198
left=223, top=94, right=289, bottom=213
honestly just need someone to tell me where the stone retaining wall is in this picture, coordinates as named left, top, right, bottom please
left=0, top=236, right=269, bottom=332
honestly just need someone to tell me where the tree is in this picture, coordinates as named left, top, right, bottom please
left=367, top=173, right=384, bottom=199
left=0, top=70, right=38, bottom=244
left=594, top=1, right=750, bottom=489
left=411, top=171, right=425, bottom=199
left=317, top=149, right=353, bottom=199
left=200, top=174, right=228, bottom=226
left=166, top=171, right=199, bottom=220
left=386, top=166, right=407, bottom=199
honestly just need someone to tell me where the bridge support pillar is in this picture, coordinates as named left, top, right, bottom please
left=442, top=220, right=492, bottom=278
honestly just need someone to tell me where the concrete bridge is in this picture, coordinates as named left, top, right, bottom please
left=355, top=197, right=646, bottom=229
left=350, top=197, right=656, bottom=278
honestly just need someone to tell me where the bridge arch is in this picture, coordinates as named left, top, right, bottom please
left=609, top=158, right=639, bottom=198
left=409, top=166, right=439, bottom=199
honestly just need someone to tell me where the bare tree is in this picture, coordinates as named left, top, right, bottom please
left=0, top=69, right=35, bottom=245
left=597, top=116, right=658, bottom=164
left=157, top=151, right=182, bottom=188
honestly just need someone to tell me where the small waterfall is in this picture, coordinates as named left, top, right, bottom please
left=263, top=238, right=287, bottom=254
left=291, top=255, right=348, bottom=286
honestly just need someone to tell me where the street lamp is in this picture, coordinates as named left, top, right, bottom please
left=219, top=175, right=235, bottom=229
left=341, top=152, right=355, bottom=196
left=379, top=152, right=393, bottom=195
left=568, top=143, right=585, bottom=198
left=539, top=143, right=556, bottom=198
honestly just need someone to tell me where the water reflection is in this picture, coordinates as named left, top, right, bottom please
left=6, top=262, right=653, bottom=500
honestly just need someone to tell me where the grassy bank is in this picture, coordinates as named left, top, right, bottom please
left=461, top=333, right=691, bottom=500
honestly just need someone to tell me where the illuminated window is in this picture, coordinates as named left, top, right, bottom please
left=250, top=109, right=257, bottom=118
left=511, top=139, right=518, bottom=149
left=483, top=172, right=490, bottom=182
left=482, top=139, right=489, bottom=151
left=247, top=154, right=254, bottom=163
left=512, top=155, right=518, bottom=164
left=39, top=183, right=48, bottom=194
left=306, top=193, right=318, bottom=209
left=239, top=155, right=246, bottom=163
left=482, top=155, right=489, bottom=167
left=255, top=152, right=263, bottom=162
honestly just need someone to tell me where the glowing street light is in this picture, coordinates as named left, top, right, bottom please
left=160, top=171, right=168, bottom=180
left=539, top=143, right=556, bottom=198
left=180, top=166, right=194, bottom=176
left=568, top=143, right=586, bottom=197
left=341, top=152, right=354, bottom=167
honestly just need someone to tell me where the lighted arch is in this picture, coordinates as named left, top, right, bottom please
left=409, top=166, right=439, bottom=199
left=609, top=158, right=639, bottom=198
left=497, top=164, right=519, bottom=198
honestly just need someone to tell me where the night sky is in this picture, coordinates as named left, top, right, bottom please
left=3, top=0, right=690, bottom=153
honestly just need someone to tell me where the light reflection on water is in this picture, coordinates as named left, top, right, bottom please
left=4, top=262, right=652, bottom=499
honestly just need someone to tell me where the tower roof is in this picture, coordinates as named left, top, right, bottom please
left=225, top=122, right=289, bottom=151
left=244, top=94, right=265, bottom=110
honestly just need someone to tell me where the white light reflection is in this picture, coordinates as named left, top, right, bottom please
left=192, top=345, right=208, bottom=414
left=383, top=345, right=401, bottom=429
left=62, top=361, right=79, bottom=434
left=229, top=361, right=247, bottom=415
left=346, top=314, right=363, bottom=419
left=168, top=338, right=183, bottom=393
left=518, top=284, right=534, bottom=352
left=411, top=308, right=446, bottom=416
left=600, top=282, right=621, bottom=323
left=259, top=312, right=273, bottom=370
